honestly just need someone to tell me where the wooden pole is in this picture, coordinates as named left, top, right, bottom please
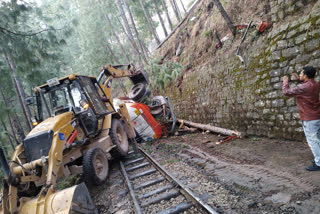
left=178, top=119, right=243, bottom=137
left=212, top=0, right=236, bottom=36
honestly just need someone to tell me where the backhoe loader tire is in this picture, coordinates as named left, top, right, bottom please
left=129, top=83, right=146, bottom=101
left=110, top=119, right=129, bottom=158
left=83, top=148, right=109, bottom=186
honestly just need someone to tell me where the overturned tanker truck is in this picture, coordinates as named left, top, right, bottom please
left=0, top=64, right=176, bottom=214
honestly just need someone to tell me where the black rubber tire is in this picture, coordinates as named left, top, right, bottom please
left=83, top=148, right=109, bottom=186
left=129, top=83, right=146, bottom=101
left=110, top=119, right=129, bottom=158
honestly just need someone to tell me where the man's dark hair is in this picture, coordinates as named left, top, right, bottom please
left=303, top=66, right=317, bottom=78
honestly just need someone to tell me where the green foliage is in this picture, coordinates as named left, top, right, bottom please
left=203, top=30, right=213, bottom=37
left=147, top=58, right=183, bottom=91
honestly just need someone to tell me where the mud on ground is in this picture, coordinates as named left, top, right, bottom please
left=90, top=131, right=320, bottom=213
left=138, top=132, right=320, bottom=214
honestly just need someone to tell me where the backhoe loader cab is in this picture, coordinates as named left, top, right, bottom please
left=0, top=68, right=140, bottom=214
left=34, top=75, right=112, bottom=136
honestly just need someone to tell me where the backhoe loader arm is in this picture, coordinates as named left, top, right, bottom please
left=98, top=64, right=149, bottom=85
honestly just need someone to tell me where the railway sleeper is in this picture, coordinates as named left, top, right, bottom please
left=138, top=185, right=174, bottom=199
left=156, top=202, right=194, bottom=214
left=134, top=177, right=166, bottom=190
left=141, top=190, right=180, bottom=207
left=126, top=162, right=150, bottom=172
left=124, top=157, right=145, bottom=166
left=129, top=168, right=157, bottom=180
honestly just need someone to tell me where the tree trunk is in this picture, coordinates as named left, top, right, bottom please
left=212, top=0, right=236, bottom=36
left=179, top=0, right=187, bottom=13
left=103, top=14, right=131, bottom=63
left=105, top=42, right=120, bottom=64
left=122, top=0, right=150, bottom=59
left=116, top=0, right=147, bottom=65
left=173, top=0, right=182, bottom=19
left=152, top=0, right=168, bottom=37
left=160, top=0, right=173, bottom=31
left=178, top=119, right=243, bottom=137
left=170, top=0, right=181, bottom=22
left=138, top=0, right=161, bottom=45
left=0, top=118, right=15, bottom=150
left=13, top=112, right=25, bottom=142
left=3, top=50, right=32, bottom=131
left=0, top=87, right=19, bottom=145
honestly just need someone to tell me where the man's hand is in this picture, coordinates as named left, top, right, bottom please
left=283, top=76, right=289, bottom=83
left=291, top=73, right=299, bottom=81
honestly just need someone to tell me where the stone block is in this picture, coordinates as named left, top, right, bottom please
left=296, top=0, right=304, bottom=7
left=266, top=100, right=271, bottom=107
left=272, top=14, right=278, bottom=22
left=272, top=99, right=285, bottom=107
left=270, top=69, right=282, bottom=77
left=255, top=100, right=265, bottom=107
left=305, top=39, right=320, bottom=52
left=293, top=113, right=300, bottom=119
left=300, top=22, right=311, bottom=32
left=277, top=115, right=284, bottom=120
left=290, top=120, right=297, bottom=126
left=266, top=91, right=278, bottom=99
left=287, top=29, right=298, bottom=38
left=295, top=127, right=303, bottom=132
left=280, top=61, right=288, bottom=67
left=277, top=40, right=288, bottom=49
left=282, top=47, right=300, bottom=58
left=309, top=29, right=320, bottom=37
left=286, top=98, right=295, bottom=106
left=263, top=109, right=270, bottom=114
left=307, top=58, right=320, bottom=68
left=295, top=34, right=307, bottom=44
left=312, top=50, right=320, bottom=58
left=289, top=106, right=299, bottom=112
left=284, top=113, right=292, bottom=120
left=271, top=77, right=280, bottom=83
left=299, top=15, right=310, bottom=24
left=271, top=51, right=281, bottom=61
left=295, top=54, right=312, bottom=64
left=273, top=82, right=282, bottom=89
left=262, top=73, right=268, bottom=79
left=279, top=23, right=290, bottom=33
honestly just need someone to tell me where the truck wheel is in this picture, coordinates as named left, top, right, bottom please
left=129, top=83, right=146, bottom=101
left=110, top=119, right=129, bottom=158
left=83, top=148, right=109, bottom=186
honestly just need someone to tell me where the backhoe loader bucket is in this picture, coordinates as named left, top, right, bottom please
left=17, top=183, right=97, bottom=214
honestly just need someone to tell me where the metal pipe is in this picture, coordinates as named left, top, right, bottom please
left=12, top=158, right=43, bottom=175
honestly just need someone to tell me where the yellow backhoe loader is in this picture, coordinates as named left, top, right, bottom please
left=0, top=64, right=148, bottom=214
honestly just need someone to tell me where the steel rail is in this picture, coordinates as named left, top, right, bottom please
left=120, top=161, right=143, bottom=214
left=138, top=147, right=218, bottom=214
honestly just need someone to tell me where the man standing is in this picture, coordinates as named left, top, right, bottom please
left=283, top=66, right=320, bottom=171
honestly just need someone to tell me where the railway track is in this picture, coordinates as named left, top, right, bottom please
left=120, top=147, right=218, bottom=214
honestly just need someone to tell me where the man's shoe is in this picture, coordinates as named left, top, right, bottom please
left=306, top=164, right=320, bottom=171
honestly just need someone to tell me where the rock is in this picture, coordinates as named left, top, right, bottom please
left=176, top=43, right=183, bottom=56
left=282, top=47, right=300, bottom=58
left=264, top=192, right=291, bottom=204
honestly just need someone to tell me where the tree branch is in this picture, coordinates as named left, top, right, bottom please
left=0, top=26, right=64, bottom=37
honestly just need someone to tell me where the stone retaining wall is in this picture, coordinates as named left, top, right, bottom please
left=159, top=0, right=320, bottom=140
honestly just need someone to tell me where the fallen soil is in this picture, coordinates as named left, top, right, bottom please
left=90, top=131, right=320, bottom=213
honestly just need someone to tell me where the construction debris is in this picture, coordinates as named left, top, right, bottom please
left=177, top=119, right=243, bottom=138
